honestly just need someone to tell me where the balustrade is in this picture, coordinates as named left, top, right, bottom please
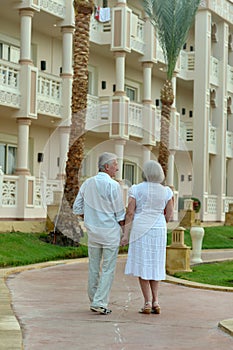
left=0, top=60, right=20, bottom=108
left=226, top=130, right=233, bottom=158
left=209, top=124, right=217, bottom=154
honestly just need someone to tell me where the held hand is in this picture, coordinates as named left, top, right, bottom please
left=120, top=234, right=129, bottom=246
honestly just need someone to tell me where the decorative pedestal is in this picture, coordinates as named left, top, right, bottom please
left=190, top=226, right=205, bottom=264
left=225, top=203, right=233, bottom=226
left=166, top=227, right=192, bottom=274
left=179, top=199, right=195, bottom=228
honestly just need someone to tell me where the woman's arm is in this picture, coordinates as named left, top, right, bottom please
left=120, top=196, right=136, bottom=246
left=165, top=198, right=174, bottom=223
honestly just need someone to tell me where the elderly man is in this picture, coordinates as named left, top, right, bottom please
left=73, top=152, right=125, bottom=315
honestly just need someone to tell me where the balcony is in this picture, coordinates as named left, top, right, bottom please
left=179, top=121, right=193, bottom=151
left=0, top=171, right=62, bottom=219
left=208, top=123, right=217, bottom=154
left=178, top=51, right=195, bottom=79
left=227, top=65, right=233, bottom=93
left=0, top=60, right=62, bottom=118
left=86, top=94, right=161, bottom=144
left=226, top=130, right=233, bottom=158
left=0, top=60, right=20, bottom=109
left=210, top=56, right=219, bottom=86
left=90, top=11, right=145, bottom=55
left=37, top=72, right=62, bottom=118
left=40, top=0, right=65, bottom=18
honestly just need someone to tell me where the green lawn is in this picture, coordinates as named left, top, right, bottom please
left=173, top=261, right=233, bottom=288
left=0, top=232, right=88, bottom=267
left=0, top=226, right=233, bottom=288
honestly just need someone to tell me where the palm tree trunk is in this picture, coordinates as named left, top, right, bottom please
left=158, top=80, right=174, bottom=179
left=52, top=1, right=94, bottom=245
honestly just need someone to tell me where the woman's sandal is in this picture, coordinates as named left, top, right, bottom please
left=139, top=301, right=152, bottom=314
left=151, top=302, right=161, bottom=314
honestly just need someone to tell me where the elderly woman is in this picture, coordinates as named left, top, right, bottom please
left=121, top=160, right=174, bottom=314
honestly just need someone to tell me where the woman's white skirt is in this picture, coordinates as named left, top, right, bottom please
left=124, top=227, right=167, bottom=280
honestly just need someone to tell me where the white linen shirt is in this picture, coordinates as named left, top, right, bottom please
left=73, top=172, right=125, bottom=247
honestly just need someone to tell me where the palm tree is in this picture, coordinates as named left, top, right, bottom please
left=143, top=0, right=201, bottom=178
left=54, top=0, right=95, bottom=245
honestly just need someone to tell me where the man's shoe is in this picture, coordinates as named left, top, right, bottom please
left=90, top=306, right=112, bottom=315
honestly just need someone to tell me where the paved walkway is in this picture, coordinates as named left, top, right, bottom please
left=1, top=250, right=233, bottom=350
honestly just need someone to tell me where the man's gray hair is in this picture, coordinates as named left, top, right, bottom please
left=98, top=152, right=117, bottom=171
left=142, top=160, right=165, bottom=183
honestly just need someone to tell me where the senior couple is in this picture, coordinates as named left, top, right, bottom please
left=73, top=152, right=174, bottom=315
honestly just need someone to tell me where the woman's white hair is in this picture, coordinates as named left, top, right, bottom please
left=98, top=152, right=117, bottom=171
left=142, top=160, right=165, bottom=183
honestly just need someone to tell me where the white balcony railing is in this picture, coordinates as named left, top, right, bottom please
left=209, top=123, right=217, bottom=154
left=226, top=130, right=233, bottom=158
left=210, top=56, right=219, bottom=86
left=0, top=172, right=62, bottom=216
left=0, top=60, right=20, bottom=108
left=179, top=121, right=193, bottom=150
left=131, top=18, right=145, bottom=54
left=40, top=0, right=65, bottom=18
left=227, top=65, right=233, bottom=93
left=129, top=102, right=143, bottom=138
left=86, top=96, right=161, bottom=142
left=37, top=72, right=62, bottom=117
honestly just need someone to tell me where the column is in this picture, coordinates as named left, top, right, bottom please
left=114, top=52, right=126, bottom=96
left=142, top=145, right=152, bottom=164
left=142, top=62, right=154, bottom=145
left=115, top=140, right=126, bottom=180
left=210, top=22, right=228, bottom=221
left=167, top=151, right=175, bottom=187
left=193, top=10, right=211, bottom=220
left=142, top=62, right=153, bottom=103
left=57, top=126, right=70, bottom=179
left=19, top=9, right=34, bottom=64
left=15, top=118, right=31, bottom=175
left=61, top=26, right=74, bottom=75
left=171, top=75, right=177, bottom=108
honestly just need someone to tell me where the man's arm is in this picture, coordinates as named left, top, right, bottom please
left=120, top=197, right=136, bottom=246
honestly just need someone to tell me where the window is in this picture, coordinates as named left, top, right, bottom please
left=0, top=42, right=20, bottom=63
left=125, top=79, right=141, bottom=102
left=0, top=143, right=17, bottom=174
left=123, top=162, right=136, bottom=186
left=125, top=86, right=137, bottom=101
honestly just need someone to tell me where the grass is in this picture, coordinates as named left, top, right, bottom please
left=167, top=225, right=233, bottom=288
left=0, top=232, right=88, bottom=268
left=167, top=225, right=233, bottom=249
left=0, top=226, right=233, bottom=287
left=173, top=261, right=233, bottom=288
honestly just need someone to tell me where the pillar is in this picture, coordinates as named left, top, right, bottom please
left=142, top=62, right=153, bottom=103
left=142, top=145, right=152, bottom=164
left=15, top=118, right=31, bottom=175
left=61, top=26, right=74, bottom=76
left=115, top=140, right=126, bottom=180
left=167, top=151, right=175, bottom=187
left=114, top=52, right=126, bottom=95
left=210, top=22, right=228, bottom=221
left=171, top=75, right=177, bottom=108
left=193, top=10, right=211, bottom=220
left=57, top=126, right=70, bottom=179
left=142, top=62, right=155, bottom=145
left=19, top=9, right=34, bottom=64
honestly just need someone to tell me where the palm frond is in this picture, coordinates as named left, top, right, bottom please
left=143, top=0, right=201, bottom=80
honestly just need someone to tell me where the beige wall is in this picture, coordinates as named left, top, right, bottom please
left=32, top=31, right=62, bottom=75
